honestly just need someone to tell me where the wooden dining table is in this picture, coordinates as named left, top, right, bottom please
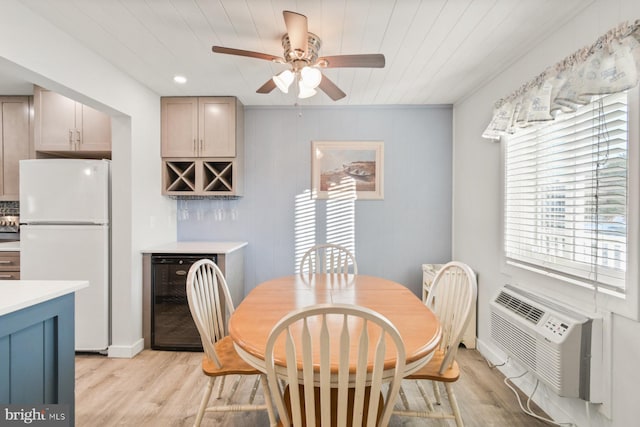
left=229, top=273, right=442, bottom=377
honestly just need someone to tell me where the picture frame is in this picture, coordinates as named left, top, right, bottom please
left=311, top=140, right=384, bottom=200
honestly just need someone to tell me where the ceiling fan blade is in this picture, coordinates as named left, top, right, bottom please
left=283, top=11, right=308, bottom=55
left=212, top=46, right=283, bottom=63
left=317, top=54, right=386, bottom=68
left=256, top=78, right=277, bottom=94
left=318, top=74, right=346, bottom=101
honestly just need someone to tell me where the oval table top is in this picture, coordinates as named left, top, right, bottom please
left=229, top=274, right=442, bottom=375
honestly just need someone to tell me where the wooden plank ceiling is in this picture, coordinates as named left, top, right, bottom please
left=16, top=0, right=591, bottom=106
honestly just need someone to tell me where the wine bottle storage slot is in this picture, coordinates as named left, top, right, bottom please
left=165, top=161, right=196, bottom=192
left=203, top=161, right=233, bottom=192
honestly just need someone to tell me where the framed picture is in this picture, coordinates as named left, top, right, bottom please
left=311, top=140, right=384, bottom=200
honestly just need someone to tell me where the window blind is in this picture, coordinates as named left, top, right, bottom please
left=504, top=91, right=628, bottom=292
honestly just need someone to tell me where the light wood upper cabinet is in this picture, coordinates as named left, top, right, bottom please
left=78, top=103, right=112, bottom=152
left=199, top=97, right=236, bottom=157
left=0, top=96, right=31, bottom=200
left=161, top=96, right=244, bottom=197
left=161, top=97, right=237, bottom=158
left=161, top=97, right=197, bottom=157
left=34, top=86, right=111, bottom=155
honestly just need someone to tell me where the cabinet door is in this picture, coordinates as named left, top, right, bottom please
left=199, top=97, right=236, bottom=157
left=0, top=97, right=30, bottom=200
left=79, top=104, right=112, bottom=152
left=161, top=97, right=198, bottom=157
left=35, top=89, right=76, bottom=151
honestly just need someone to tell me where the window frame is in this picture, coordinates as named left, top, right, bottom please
left=500, top=86, right=640, bottom=321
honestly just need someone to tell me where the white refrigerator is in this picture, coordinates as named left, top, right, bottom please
left=20, top=159, right=110, bottom=352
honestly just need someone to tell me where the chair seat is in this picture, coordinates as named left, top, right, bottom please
left=201, top=336, right=261, bottom=376
left=277, top=383, right=384, bottom=427
left=404, top=349, right=460, bottom=383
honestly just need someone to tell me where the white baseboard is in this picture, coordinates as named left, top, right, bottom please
left=107, top=338, right=144, bottom=358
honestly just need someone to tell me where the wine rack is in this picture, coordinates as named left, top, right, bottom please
left=162, top=159, right=241, bottom=197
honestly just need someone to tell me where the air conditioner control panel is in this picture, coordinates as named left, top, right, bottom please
left=544, top=315, right=570, bottom=337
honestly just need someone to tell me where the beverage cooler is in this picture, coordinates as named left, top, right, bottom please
left=151, top=254, right=217, bottom=351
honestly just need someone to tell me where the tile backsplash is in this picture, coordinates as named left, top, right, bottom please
left=0, top=201, right=19, bottom=216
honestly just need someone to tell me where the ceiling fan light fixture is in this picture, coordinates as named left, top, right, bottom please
left=211, top=10, right=386, bottom=102
left=298, top=81, right=317, bottom=99
left=273, top=69, right=294, bottom=93
left=300, top=66, right=322, bottom=89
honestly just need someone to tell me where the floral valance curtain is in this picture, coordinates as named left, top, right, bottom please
left=482, top=20, right=640, bottom=140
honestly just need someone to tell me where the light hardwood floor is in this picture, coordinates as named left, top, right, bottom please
left=75, top=348, right=551, bottom=426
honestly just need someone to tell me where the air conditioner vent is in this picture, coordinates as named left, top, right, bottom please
left=495, top=290, right=544, bottom=324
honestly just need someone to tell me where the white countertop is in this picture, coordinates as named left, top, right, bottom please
left=0, top=280, right=89, bottom=316
left=0, top=241, right=20, bottom=252
left=141, top=241, right=247, bottom=254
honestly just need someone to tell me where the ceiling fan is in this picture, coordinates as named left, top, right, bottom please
left=212, top=10, right=385, bottom=101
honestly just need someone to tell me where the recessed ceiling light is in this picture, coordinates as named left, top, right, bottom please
left=173, top=75, right=187, bottom=84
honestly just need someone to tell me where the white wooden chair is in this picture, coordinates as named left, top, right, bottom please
left=299, top=243, right=358, bottom=275
left=394, top=261, right=477, bottom=426
left=264, top=303, right=406, bottom=427
left=186, top=259, right=277, bottom=427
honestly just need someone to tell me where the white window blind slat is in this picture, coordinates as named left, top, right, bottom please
left=504, top=91, right=628, bottom=292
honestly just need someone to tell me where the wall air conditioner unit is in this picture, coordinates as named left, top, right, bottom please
left=490, top=284, right=603, bottom=403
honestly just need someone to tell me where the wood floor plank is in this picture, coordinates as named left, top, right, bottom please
left=75, top=348, right=552, bottom=426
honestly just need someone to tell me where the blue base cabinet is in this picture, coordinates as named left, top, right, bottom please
left=0, top=294, right=75, bottom=425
